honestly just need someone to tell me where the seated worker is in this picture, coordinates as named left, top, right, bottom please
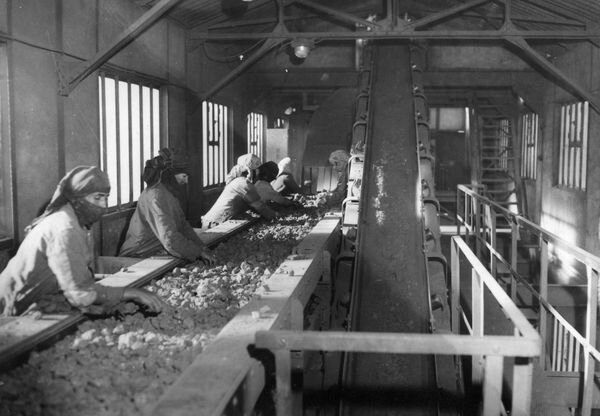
left=271, top=157, right=302, bottom=196
left=0, top=166, right=164, bottom=317
left=225, top=153, right=261, bottom=185
left=317, top=149, right=351, bottom=209
left=254, top=161, right=297, bottom=207
left=201, top=168, right=277, bottom=230
left=119, top=149, right=215, bottom=264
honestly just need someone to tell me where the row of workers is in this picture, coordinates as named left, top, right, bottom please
left=0, top=149, right=350, bottom=317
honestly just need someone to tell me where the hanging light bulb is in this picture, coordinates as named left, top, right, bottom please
left=291, top=39, right=314, bottom=59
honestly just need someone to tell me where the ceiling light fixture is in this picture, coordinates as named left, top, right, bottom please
left=291, top=39, right=314, bottom=59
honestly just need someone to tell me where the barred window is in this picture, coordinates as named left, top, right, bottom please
left=558, top=101, right=588, bottom=190
left=98, top=73, right=162, bottom=209
left=520, top=113, right=539, bottom=180
left=202, top=101, right=230, bottom=187
left=247, top=112, right=265, bottom=159
left=498, top=119, right=510, bottom=170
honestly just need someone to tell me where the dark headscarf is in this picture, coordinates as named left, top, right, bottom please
left=142, top=147, right=191, bottom=187
left=257, top=161, right=279, bottom=182
left=26, top=166, right=110, bottom=233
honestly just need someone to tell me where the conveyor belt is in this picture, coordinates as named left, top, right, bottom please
left=341, top=44, right=436, bottom=416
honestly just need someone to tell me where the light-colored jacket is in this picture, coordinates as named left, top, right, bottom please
left=0, top=204, right=123, bottom=316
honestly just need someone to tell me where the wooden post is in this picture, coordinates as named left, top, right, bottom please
left=482, top=355, right=503, bottom=415
left=539, top=239, right=549, bottom=368
left=451, top=237, right=460, bottom=334
left=510, top=221, right=518, bottom=301
left=581, top=266, right=598, bottom=416
left=275, top=349, right=292, bottom=416
left=290, top=297, right=303, bottom=416
left=488, top=204, right=497, bottom=277
left=472, top=269, right=484, bottom=385
left=511, top=358, right=533, bottom=416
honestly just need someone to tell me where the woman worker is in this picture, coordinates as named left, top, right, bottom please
left=0, top=166, right=164, bottom=317
left=119, top=149, right=215, bottom=264
left=225, top=153, right=261, bottom=185
left=254, top=161, right=298, bottom=207
left=317, top=149, right=351, bottom=209
left=271, top=157, right=302, bottom=196
left=201, top=163, right=277, bottom=230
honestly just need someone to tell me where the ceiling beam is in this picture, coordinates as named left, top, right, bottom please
left=201, top=37, right=285, bottom=101
left=422, top=70, right=539, bottom=88
left=244, top=69, right=359, bottom=88
left=191, top=28, right=599, bottom=41
left=504, top=36, right=600, bottom=113
left=288, top=0, right=380, bottom=30
left=58, top=0, right=180, bottom=96
left=461, top=11, right=585, bottom=27
left=407, top=0, right=492, bottom=29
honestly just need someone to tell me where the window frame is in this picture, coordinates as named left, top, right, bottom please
left=98, top=71, right=165, bottom=210
left=520, top=112, right=539, bottom=180
left=247, top=111, right=265, bottom=160
left=202, top=100, right=231, bottom=188
left=557, top=101, right=589, bottom=191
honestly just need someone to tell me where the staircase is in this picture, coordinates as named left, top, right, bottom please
left=473, top=95, right=523, bottom=222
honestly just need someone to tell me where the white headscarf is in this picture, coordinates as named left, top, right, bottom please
left=277, top=157, right=293, bottom=175
left=225, top=153, right=261, bottom=184
left=328, top=149, right=350, bottom=170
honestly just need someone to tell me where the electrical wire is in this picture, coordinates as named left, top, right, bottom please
left=202, top=38, right=270, bottom=63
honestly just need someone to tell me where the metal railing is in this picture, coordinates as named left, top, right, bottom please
left=457, top=184, right=600, bottom=415
left=256, top=235, right=541, bottom=416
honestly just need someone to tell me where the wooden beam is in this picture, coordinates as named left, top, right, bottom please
left=191, top=28, right=599, bottom=41
left=255, top=330, right=541, bottom=356
left=504, top=36, right=600, bottom=113
left=58, top=0, right=180, bottom=96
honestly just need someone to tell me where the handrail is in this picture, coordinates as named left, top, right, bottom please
left=256, top=235, right=541, bottom=415
left=457, top=184, right=600, bottom=269
left=456, top=184, right=600, bottom=415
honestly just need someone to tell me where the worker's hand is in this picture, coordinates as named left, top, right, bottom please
left=316, top=193, right=328, bottom=208
left=198, top=248, right=216, bottom=265
left=123, top=288, right=166, bottom=313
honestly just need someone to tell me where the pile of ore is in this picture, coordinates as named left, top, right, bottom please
left=0, top=206, right=321, bottom=416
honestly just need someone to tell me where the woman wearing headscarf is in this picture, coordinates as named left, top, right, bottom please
left=201, top=164, right=277, bottom=230
left=317, top=149, right=351, bottom=208
left=224, top=153, right=261, bottom=185
left=119, top=149, right=215, bottom=264
left=271, top=157, right=302, bottom=196
left=0, top=166, right=164, bottom=317
left=254, top=161, right=297, bottom=207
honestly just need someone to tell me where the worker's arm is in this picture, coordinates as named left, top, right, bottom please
left=243, top=182, right=278, bottom=220
left=142, top=194, right=209, bottom=262
left=47, top=227, right=124, bottom=313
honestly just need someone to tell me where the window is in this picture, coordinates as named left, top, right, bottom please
left=429, top=107, right=467, bottom=131
left=98, top=73, right=162, bottom=208
left=0, top=43, right=12, bottom=239
left=202, top=101, right=229, bottom=187
left=247, top=112, right=265, bottom=159
left=498, top=119, right=510, bottom=170
left=558, top=101, right=588, bottom=190
left=520, top=112, right=539, bottom=180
